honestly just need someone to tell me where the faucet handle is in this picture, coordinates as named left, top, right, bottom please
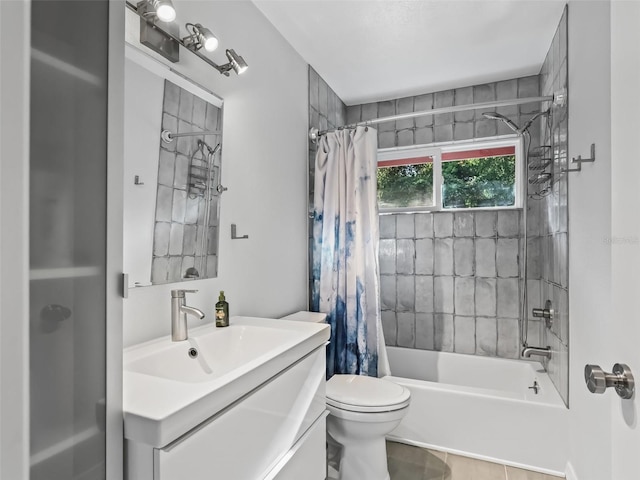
left=171, top=289, right=198, bottom=298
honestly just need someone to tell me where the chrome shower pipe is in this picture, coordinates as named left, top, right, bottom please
left=161, top=129, right=221, bottom=143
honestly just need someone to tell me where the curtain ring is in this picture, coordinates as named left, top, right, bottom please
left=364, top=125, right=369, bottom=132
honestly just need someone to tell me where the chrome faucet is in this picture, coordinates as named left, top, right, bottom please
left=522, top=345, right=552, bottom=359
left=171, top=289, right=205, bottom=341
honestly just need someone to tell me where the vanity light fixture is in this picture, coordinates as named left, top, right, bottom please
left=127, top=1, right=248, bottom=76
left=183, top=23, right=219, bottom=52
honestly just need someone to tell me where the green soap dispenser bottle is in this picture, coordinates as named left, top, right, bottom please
left=215, top=291, right=229, bottom=327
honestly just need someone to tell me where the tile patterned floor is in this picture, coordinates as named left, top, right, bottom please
left=386, top=441, right=563, bottom=480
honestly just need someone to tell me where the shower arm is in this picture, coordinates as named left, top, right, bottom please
left=161, top=129, right=221, bottom=143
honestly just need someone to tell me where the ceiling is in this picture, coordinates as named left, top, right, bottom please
left=252, top=0, right=567, bottom=105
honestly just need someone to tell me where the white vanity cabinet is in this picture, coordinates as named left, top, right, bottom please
left=125, top=328, right=328, bottom=480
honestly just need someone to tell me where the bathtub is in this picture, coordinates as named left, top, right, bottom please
left=384, top=346, right=568, bottom=476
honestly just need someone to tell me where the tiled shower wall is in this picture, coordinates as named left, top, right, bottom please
left=378, top=211, right=523, bottom=358
left=152, top=80, right=223, bottom=284
left=344, top=77, right=543, bottom=360
left=528, top=7, right=569, bottom=404
left=307, top=68, right=544, bottom=359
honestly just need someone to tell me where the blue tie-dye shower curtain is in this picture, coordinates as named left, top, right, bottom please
left=312, top=126, right=390, bottom=378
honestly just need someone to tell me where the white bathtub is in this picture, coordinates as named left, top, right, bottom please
left=384, top=347, right=568, bottom=476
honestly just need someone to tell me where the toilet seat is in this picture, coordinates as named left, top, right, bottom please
left=327, top=374, right=411, bottom=413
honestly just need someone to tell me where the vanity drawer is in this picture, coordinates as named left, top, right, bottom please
left=153, top=347, right=326, bottom=480
left=265, top=412, right=328, bottom=480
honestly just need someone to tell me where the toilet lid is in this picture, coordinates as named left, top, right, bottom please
left=326, top=374, right=410, bottom=412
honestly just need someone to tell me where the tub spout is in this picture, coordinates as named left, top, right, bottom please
left=522, top=346, right=552, bottom=359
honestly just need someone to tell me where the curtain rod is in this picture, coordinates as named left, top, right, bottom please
left=309, top=94, right=559, bottom=142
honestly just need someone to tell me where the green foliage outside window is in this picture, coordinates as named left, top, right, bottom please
left=376, top=155, right=516, bottom=209
left=442, top=155, right=516, bottom=208
left=377, top=162, right=434, bottom=209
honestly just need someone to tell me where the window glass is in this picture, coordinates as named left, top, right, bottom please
left=377, top=143, right=519, bottom=212
left=377, top=155, right=435, bottom=209
left=442, top=148, right=516, bottom=209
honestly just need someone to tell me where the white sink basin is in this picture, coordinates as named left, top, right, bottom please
left=123, top=316, right=329, bottom=447
left=126, top=325, right=303, bottom=383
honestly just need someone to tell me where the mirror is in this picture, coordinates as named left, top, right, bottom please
left=124, top=45, right=224, bottom=287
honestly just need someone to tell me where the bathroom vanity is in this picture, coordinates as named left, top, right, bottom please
left=124, top=317, right=329, bottom=480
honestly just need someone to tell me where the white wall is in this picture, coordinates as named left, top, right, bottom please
left=567, top=2, right=613, bottom=479
left=123, top=1, right=309, bottom=346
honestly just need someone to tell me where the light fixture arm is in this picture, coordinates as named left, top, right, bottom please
left=126, top=1, right=245, bottom=76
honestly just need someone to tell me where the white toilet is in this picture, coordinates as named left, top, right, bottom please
left=326, top=374, right=411, bottom=480
left=279, top=312, right=410, bottom=480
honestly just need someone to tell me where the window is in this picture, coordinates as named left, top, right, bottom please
left=377, top=139, right=522, bottom=212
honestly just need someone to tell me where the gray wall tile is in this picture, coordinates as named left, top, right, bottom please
left=415, top=313, right=435, bottom=350
left=454, top=316, right=476, bottom=354
left=415, top=275, right=434, bottom=313
left=496, top=238, right=519, bottom=277
left=397, top=275, right=415, bottom=312
left=434, top=314, right=454, bottom=352
left=158, top=149, right=175, bottom=187
left=382, top=310, right=397, bottom=346
left=476, top=238, right=497, bottom=277
left=454, top=238, right=474, bottom=276
left=379, top=239, right=396, bottom=274
left=379, top=131, right=396, bottom=149
left=454, top=277, right=475, bottom=316
left=454, top=87, right=474, bottom=122
left=396, top=96, right=415, bottom=130
left=415, top=238, right=434, bottom=275
left=168, top=256, right=183, bottom=282
left=171, top=189, right=187, bottom=223
left=434, top=212, right=454, bottom=237
left=380, top=275, right=396, bottom=311
left=498, top=210, right=521, bottom=237
left=475, top=211, right=497, bottom=237
left=415, top=127, right=434, bottom=144
left=476, top=317, right=497, bottom=356
left=434, top=276, right=454, bottom=314
left=497, top=278, right=519, bottom=318
left=151, top=257, right=169, bottom=283
left=379, top=214, right=396, bottom=239
left=415, top=214, right=433, bottom=238
left=497, top=318, right=520, bottom=359
left=153, top=222, right=170, bottom=256
left=475, top=278, right=497, bottom=317
left=414, top=94, right=433, bottom=127
left=434, top=124, right=454, bottom=142
left=397, top=312, right=415, bottom=347
left=396, top=214, right=415, bottom=238
left=397, top=239, right=415, bottom=274
left=434, top=238, right=454, bottom=275
left=156, top=185, right=173, bottom=222
left=454, top=212, right=474, bottom=237
left=397, top=129, right=414, bottom=147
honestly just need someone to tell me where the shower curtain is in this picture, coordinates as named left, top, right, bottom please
left=311, top=126, right=390, bottom=378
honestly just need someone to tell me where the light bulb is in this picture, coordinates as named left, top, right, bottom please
left=203, top=35, right=219, bottom=52
left=155, top=2, right=176, bottom=22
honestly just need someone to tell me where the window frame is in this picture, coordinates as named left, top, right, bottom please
left=377, top=136, right=524, bottom=214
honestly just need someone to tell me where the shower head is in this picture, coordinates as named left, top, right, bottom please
left=482, top=112, right=521, bottom=134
